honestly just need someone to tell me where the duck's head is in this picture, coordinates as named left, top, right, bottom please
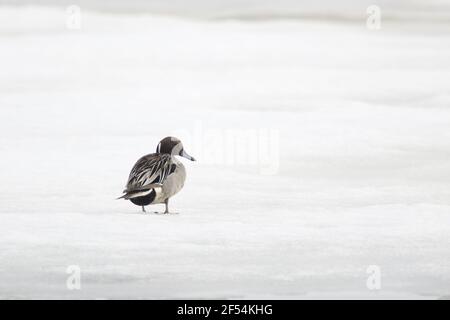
left=156, top=136, right=196, bottom=161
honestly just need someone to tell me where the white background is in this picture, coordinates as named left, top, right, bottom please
left=0, top=3, right=450, bottom=298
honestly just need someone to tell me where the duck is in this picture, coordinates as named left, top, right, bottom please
left=118, top=137, right=195, bottom=213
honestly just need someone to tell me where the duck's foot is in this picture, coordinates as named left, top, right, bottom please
left=164, top=199, right=170, bottom=215
left=151, top=211, right=178, bottom=215
left=141, top=206, right=146, bottom=213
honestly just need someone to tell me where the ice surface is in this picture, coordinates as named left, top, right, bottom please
left=0, top=6, right=450, bottom=299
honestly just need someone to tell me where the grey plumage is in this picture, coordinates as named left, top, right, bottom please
left=125, top=154, right=174, bottom=193
left=118, top=136, right=195, bottom=213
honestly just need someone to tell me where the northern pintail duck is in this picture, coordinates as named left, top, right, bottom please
left=118, top=137, right=195, bottom=213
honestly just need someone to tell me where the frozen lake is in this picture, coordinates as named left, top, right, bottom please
left=0, top=6, right=450, bottom=299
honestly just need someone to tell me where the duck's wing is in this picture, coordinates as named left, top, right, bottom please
left=123, top=153, right=175, bottom=193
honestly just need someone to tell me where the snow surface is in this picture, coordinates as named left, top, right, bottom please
left=1, top=6, right=450, bottom=299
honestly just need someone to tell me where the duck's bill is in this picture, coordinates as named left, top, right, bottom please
left=180, top=149, right=196, bottom=161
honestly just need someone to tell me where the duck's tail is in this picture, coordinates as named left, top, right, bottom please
left=117, top=183, right=163, bottom=200
left=117, top=189, right=153, bottom=200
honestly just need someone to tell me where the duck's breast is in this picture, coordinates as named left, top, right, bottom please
left=159, top=159, right=186, bottom=202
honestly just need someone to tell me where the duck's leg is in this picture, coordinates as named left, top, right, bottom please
left=142, top=206, right=146, bottom=213
left=164, top=199, right=169, bottom=214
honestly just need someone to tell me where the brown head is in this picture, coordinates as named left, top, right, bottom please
left=156, top=136, right=196, bottom=161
